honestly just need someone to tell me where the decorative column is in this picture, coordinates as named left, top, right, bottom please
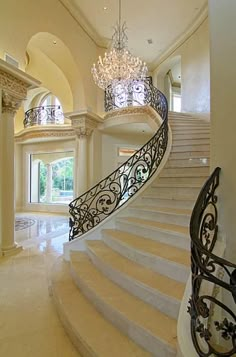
left=45, top=163, right=53, bottom=203
left=75, top=127, right=92, bottom=195
left=67, top=111, right=102, bottom=197
left=0, top=59, right=40, bottom=256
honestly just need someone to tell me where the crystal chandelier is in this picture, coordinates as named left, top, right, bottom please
left=91, top=0, right=148, bottom=90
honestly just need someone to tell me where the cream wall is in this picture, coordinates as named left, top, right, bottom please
left=102, top=133, right=152, bottom=177
left=26, top=46, right=73, bottom=113
left=89, top=129, right=102, bottom=187
left=0, top=0, right=100, bottom=112
left=154, top=19, right=210, bottom=113
left=209, top=0, right=236, bottom=262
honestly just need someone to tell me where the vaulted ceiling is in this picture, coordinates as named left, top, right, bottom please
left=60, top=0, right=208, bottom=70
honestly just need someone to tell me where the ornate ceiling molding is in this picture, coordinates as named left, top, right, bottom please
left=150, top=5, right=208, bottom=70
left=58, top=0, right=108, bottom=48
left=58, top=1, right=208, bottom=70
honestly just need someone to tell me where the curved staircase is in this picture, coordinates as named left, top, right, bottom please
left=51, top=112, right=210, bottom=356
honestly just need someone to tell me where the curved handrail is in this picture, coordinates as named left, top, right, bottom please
left=188, top=167, right=236, bottom=356
left=69, top=80, right=168, bottom=241
left=24, top=105, right=64, bottom=128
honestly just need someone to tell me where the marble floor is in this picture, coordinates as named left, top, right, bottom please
left=0, top=212, right=81, bottom=357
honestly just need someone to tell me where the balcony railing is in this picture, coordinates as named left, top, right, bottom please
left=24, top=105, right=64, bottom=128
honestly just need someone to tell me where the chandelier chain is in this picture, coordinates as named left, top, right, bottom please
left=91, top=0, right=147, bottom=90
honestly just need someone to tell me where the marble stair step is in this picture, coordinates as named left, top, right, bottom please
left=172, top=132, right=210, bottom=140
left=170, top=129, right=210, bottom=136
left=169, top=121, right=210, bottom=127
left=169, top=151, right=210, bottom=159
left=160, top=166, right=209, bottom=177
left=70, top=252, right=177, bottom=356
left=172, top=138, right=209, bottom=146
left=102, top=228, right=190, bottom=282
left=156, top=175, right=207, bottom=184
left=169, top=117, right=209, bottom=122
left=51, top=258, right=150, bottom=357
left=127, top=205, right=191, bottom=226
left=168, top=112, right=195, bottom=117
left=168, top=114, right=202, bottom=120
left=166, top=158, right=209, bottom=167
left=171, top=126, right=210, bottom=131
left=171, top=144, right=210, bottom=152
left=86, top=240, right=185, bottom=319
left=151, top=181, right=203, bottom=188
left=148, top=183, right=202, bottom=198
left=140, top=195, right=195, bottom=210
left=143, top=190, right=198, bottom=203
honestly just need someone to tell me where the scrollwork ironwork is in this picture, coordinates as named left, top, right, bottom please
left=24, top=105, right=64, bottom=128
left=188, top=167, right=236, bottom=356
left=69, top=80, right=168, bottom=240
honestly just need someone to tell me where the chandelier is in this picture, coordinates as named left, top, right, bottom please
left=91, top=0, right=148, bottom=90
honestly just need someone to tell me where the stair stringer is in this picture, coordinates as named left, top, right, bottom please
left=63, top=113, right=172, bottom=261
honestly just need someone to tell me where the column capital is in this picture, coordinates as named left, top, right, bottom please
left=67, top=110, right=103, bottom=139
left=0, top=69, right=28, bottom=100
left=2, top=90, right=22, bottom=114
left=74, top=126, right=93, bottom=138
left=0, top=59, right=40, bottom=115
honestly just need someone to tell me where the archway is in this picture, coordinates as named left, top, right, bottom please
left=155, top=55, right=181, bottom=112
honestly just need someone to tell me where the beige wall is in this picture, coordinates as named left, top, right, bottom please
left=26, top=46, right=73, bottom=113
left=102, top=133, right=152, bottom=177
left=89, top=129, right=102, bottom=187
left=209, top=0, right=236, bottom=261
left=0, top=0, right=100, bottom=112
left=154, top=19, right=210, bottom=113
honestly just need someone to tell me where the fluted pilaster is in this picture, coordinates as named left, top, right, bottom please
left=0, top=59, right=40, bottom=256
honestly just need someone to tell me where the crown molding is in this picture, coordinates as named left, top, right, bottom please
left=58, top=0, right=108, bottom=48
left=149, top=4, right=208, bottom=71
left=58, top=0, right=207, bottom=71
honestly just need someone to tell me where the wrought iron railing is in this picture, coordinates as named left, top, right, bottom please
left=188, top=167, right=236, bottom=356
left=69, top=80, right=168, bottom=240
left=24, top=105, right=64, bottom=128
left=105, top=77, right=153, bottom=111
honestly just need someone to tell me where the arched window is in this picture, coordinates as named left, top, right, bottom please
left=40, top=93, right=63, bottom=111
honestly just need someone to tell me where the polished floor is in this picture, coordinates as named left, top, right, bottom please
left=0, top=213, right=81, bottom=357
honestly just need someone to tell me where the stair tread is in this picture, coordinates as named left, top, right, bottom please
left=117, top=216, right=190, bottom=235
left=103, top=229, right=190, bottom=266
left=143, top=193, right=196, bottom=201
left=130, top=205, right=192, bottom=216
left=71, top=252, right=178, bottom=350
left=160, top=173, right=209, bottom=177
left=152, top=182, right=202, bottom=188
left=52, top=258, right=149, bottom=357
left=86, top=240, right=185, bottom=301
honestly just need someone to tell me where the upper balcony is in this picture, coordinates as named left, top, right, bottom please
left=24, top=105, right=64, bottom=128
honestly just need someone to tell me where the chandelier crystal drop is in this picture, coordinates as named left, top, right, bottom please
left=91, top=1, right=148, bottom=90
